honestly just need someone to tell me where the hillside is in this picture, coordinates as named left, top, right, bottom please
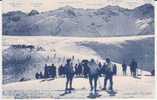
left=2, top=4, right=154, bottom=36
left=2, top=35, right=154, bottom=84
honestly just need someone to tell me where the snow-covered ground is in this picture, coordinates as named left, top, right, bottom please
left=2, top=35, right=155, bottom=98
left=2, top=75, right=155, bottom=99
left=2, top=35, right=154, bottom=61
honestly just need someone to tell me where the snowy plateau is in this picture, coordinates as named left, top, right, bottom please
left=2, top=3, right=155, bottom=99
left=2, top=35, right=155, bottom=99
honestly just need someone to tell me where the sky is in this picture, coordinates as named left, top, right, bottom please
left=2, top=0, right=154, bottom=13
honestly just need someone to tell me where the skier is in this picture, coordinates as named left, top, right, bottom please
left=88, top=59, right=100, bottom=95
left=122, top=61, right=127, bottom=76
left=64, top=59, right=75, bottom=93
left=113, top=64, right=117, bottom=75
left=130, top=59, right=138, bottom=77
left=102, top=58, right=114, bottom=91
left=44, top=64, right=48, bottom=78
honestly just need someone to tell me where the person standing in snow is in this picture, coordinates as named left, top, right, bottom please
left=78, top=63, right=82, bottom=76
left=44, top=64, right=48, bottom=78
left=64, top=59, right=75, bottom=93
left=58, top=64, right=64, bottom=77
left=122, top=61, right=127, bottom=76
left=88, top=59, right=100, bottom=94
left=113, top=64, right=117, bottom=75
left=130, top=64, right=133, bottom=76
left=74, top=64, right=79, bottom=76
left=102, top=58, right=114, bottom=91
left=51, top=64, right=56, bottom=78
left=130, top=59, right=138, bottom=77
left=82, top=60, right=90, bottom=78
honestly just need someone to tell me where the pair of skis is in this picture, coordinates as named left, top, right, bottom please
left=60, top=88, right=75, bottom=96
left=87, top=92, right=101, bottom=98
left=87, top=89, right=117, bottom=98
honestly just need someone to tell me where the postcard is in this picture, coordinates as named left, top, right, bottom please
left=1, top=0, right=155, bottom=99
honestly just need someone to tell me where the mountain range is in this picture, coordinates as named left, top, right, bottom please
left=3, top=4, right=154, bottom=37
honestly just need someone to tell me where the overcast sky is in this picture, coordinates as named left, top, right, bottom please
left=3, top=0, right=154, bottom=13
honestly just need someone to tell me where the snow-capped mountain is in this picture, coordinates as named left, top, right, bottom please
left=3, top=4, right=154, bottom=36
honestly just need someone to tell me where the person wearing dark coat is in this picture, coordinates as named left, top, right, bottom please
left=74, top=64, right=79, bottom=76
left=78, top=63, right=82, bottom=76
left=130, top=59, right=138, bottom=77
left=113, top=64, right=117, bottom=75
left=82, top=61, right=89, bottom=78
left=102, top=58, right=114, bottom=91
left=64, top=59, right=75, bottom=93
left=122, top=61, right=127, bottom=76
left=35, top=72, right=39, bottom=79
left=44, top=64, right=48, bottom=78
left=58, top=64, right=64, bottom=76
left=50, top=64, right=56, bottom=78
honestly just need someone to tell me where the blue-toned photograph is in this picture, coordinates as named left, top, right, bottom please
left=2, top=0, right=155, bottom=99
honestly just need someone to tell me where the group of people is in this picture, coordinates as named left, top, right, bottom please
left=122, top=59, right=138, bottom=77
left=63, top=58, right=117, bottom=94
left=58, top=62, right=89, bottom=78
left=35, top=64, right=57, bottom=79
left=35, top=57, right=143, bottom=95
left=63, top=58, right=143, bottom=94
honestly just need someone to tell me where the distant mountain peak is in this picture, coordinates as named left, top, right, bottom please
left=133, top=3, right=154, bottom=18
left=3, top=11, right=26, bottom=16
left=139, top=3, right=153, bottom=7
left=134, top=3, right=154, bottom=10
left=28, top=10, right=39, bottom=16
left=3, top=4, right=154, bottom=36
